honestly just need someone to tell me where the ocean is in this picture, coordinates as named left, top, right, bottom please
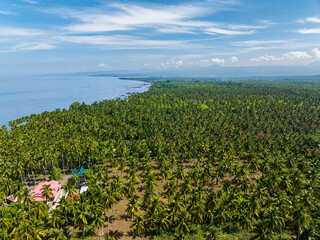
left=0, top=75, right=150, bottom=126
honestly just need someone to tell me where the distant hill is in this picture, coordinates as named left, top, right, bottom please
left=47, top=61, right=320, bottom=79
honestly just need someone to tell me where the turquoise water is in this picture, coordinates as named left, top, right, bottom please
left=0, top=75, right=150, bottom=126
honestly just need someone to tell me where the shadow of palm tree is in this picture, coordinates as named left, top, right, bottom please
left=120, top=214, right=128, bottom=221
left=109, top=230, right=124, bottom=240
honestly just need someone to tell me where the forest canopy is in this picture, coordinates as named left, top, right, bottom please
left=1, top=79, right=320, bottom=239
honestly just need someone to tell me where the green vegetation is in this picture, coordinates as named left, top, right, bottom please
left=1, top=80, right=320, bottom=239
left=49, top=167, right=62, bottom=181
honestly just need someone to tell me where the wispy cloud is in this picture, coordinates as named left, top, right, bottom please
left=11, top=43, right=56, bottom=51
left=48, top=2, right=263, bottom=36
left=233, top=40, right=290, bottom=47
left=55, top=3, right=209, bottom=33
left=206, top=27, right=254, bottom=35
left=232, top=39, right=319, bottom=52
left=0, top=10, right=14, bottom=15
left=0, top=27, right=46, bottom=36
left=21, top=0, right=39, bottom=4
left=60, top=35, right=192, bottom=49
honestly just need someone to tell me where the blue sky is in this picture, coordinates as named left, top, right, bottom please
left=1, top=0, right=320, bottom=75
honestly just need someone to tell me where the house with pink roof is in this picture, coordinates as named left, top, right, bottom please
left=29, top=180, right=61, bottom=202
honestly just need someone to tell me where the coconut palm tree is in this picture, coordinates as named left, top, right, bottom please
left=47, top=229, right=67, bottom=240
left=12, top=219, right=45, bottom=240
left=72, top=202, right=92, bottom=239
left=131, top=214, right=145, bottom=239
left=92, top=206, right=105, bottom=240
left=49, top=209, right=63, bottom=229
left=63, top=181, right=77, bottom=197
left=103, top=188, right=116, bottom=235
left=41, top=184, right=54, bottom=203
left=176, top=211, right=190, bottom=238
left=294, top=206, right=311, bottom=240
left=190, top=204, right=204, bottom=240
left=126, top=196, right=140, bottom=220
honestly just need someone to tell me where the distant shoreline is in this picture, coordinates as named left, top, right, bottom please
left=1, top=76, right=151, bottom=127
left=118, top=80, right=152, bottom=99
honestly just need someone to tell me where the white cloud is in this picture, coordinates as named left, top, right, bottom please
left=282, top=51, right=311, bottom=59
left=230, top=56, right=239, bottom=63
left=58, top=3, right=209, bottom=33
left=297, top=16, right=320, bottom=24
left=98, top=63, right=105, bottom=68
left=49, top=2, right=264, bottom=36
left=211, top=58, right=225, bottom=64
left=160, top=59, right=185, bottom=69
left=250, top=51, right=311, bottom=63
left=97, top=63, right=111, bottom=69
left=250, top=55, right=280, bottom=62
left=297, top=28, right=320, bottom=34
left=312, top=48, right=320, bottom=58
left=296, top=16, right=320, bottom=33
left=306, top=17, right=320, bottom=23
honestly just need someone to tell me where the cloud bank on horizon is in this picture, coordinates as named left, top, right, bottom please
left=1, top=0, right=320, bottom=75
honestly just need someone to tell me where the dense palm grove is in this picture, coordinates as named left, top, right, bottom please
left=1, top=80, right=320, bottom=239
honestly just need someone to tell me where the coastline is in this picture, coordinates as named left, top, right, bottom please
left=1, top=76, right=152, bottom=127
left=118, top=79, right=151, bottom=99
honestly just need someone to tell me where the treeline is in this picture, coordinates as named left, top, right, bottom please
left=1, top=80, right=320, bottom=239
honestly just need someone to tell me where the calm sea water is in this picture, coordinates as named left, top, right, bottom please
left=0, top=75, right=150, bottom=126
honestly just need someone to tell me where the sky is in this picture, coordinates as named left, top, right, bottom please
left=1, top=0, right=320, bottom=76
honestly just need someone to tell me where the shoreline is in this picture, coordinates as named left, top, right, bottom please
left=1, top=77, right=152, bottom=128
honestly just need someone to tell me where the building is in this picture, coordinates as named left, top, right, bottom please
left=29, top=180, right=61, bottom=202
left=72, top=167, right=87, bottom=177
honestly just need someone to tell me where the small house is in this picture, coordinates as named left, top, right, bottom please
left=72, top=167, right=87, bottom=177
left=29, top=180, right=61, bottom=202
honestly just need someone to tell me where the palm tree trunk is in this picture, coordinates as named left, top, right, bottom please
left=112, top=206, right=114, bottom=223
left=27, top=170, right=31, bottom=185
left=21, top=176, right=25, bottom=187
left=211, top=214, right=214, bottom=227
left=108, top=209, right=110, bottom=235
left=132, top=215, right=135, bottom=237
left=32, top=170, right=36, bottom=184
